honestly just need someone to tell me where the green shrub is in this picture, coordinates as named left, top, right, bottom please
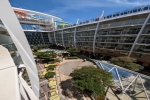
left=45, top=72, right=55, bottom=78
left=68, top=56, right=78, bottom=59
left=66, top=48, right=80, bottom=56
left=47, top=65, right=56, bottom=70
left=110, top=56, right=139, bottom=71
left=54, top=59, right=60, bottom=62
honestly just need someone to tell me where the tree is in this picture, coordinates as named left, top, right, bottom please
left=36, top=51, right=57, bottom=60
left=70, top=66, right=113, bottom=98
left=110, top=56, right=139, bottom=71
left=66, top=48, right=80, bottom=56
left=45, top=72, right=55, bottom=78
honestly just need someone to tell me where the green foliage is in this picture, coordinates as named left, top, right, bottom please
left=32, top=46, right=38, bottom=52
left=45, top=72, right=55, bottom=78
left=47, top=65, right=56, bottom=70
left=66, top=48, right=80, bottom=56
left=68, top=56, right=78, bottom=59
left=31, top=44, right=48, bottom=52
left=110, top=56, right=139, bottom=71
left=36, top=51, right=57, bottom=60
left=48, top=59, right=60, bottom=64
left=70, top=66, right=113, bottom=98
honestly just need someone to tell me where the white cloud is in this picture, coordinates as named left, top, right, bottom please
left=45, top=0, right=150, bottom=19
left=45, top=0, right=107, bottom=17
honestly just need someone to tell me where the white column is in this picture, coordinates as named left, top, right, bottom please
left=62, top=29, right=65, bottom=47
left=128, top=13, right=150, bottom=56
left=54, top=31, right=57, bottom=45
left=93, top=23, right=100, bottom=53
left=74, top=27, right=77, bottom=48
left=0, top=0, right=39, bottom=99
left=48, top=33, right=53, bottom=44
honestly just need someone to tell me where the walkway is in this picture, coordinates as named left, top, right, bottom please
left=55, top=59, right=94, bottom=100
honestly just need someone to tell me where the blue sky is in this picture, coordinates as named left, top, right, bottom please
left=9, top=0, right=150, bottom=23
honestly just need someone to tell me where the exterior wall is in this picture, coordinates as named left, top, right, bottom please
left=49, top=11, right=150, bottom=66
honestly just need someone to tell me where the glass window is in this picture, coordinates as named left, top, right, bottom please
left=120, top=12, right=123, bottom=15
left=124, top=12, right=127, bottom=14
left=130, top=10, right=132, bottom=13
left=133, top=9, right=137, bottom=13
left=143, top=7, right=148, bottom=11
left=138, top=8, right=141, bottom=12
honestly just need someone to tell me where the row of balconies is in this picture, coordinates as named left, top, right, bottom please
left=96, top=39, right=135, bottom=43
left=134, top=48, right=150, bottom=53
left=76, top=26, right=96, bottom=31
left=137, top=40, right=150, bottom=44
left=99, top=18, right=146, bottom=29
left=40, top=28, right=52, bottom=31
left=51, top=37, right=150, bottom=45
left=76, top=39, right=93, bottom=42
left=97, top=29, right=140, bottom=36
left=76, top=33, right=94, bottom=36
left=19, top=18, right=53, bottom=25
left=52, top=28, right=150, bottom=37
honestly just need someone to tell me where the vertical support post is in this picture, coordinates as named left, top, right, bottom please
left=40, top=32, right=45, bottom=45
left=93, top=22, right=100, bottom=53
left=62, top=29, right=65, bottom=48
left=48, top=33, right=53, bottom=44
left=115, top=67, right=124, bottom=91
left=74, top=27, right=77, bottom=48
left=54, top=31, right=57, bottom=45
left=128, top=13, right=150, bottom=56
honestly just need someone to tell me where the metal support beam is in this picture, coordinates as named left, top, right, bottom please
left=139, top=75, right=150, bottom=100
left=123, top=75, right=138, bottom=92
left=128, top=13, right=150, bottom=56
left=54, top=31, right=57, bottom=45
left=115, top=67, right=124, bottom=90
left=99, top=62, right=104, bottom=69
left=93, top=22, right=100, bottom=53
left=62, top=29, right=65, bottom=48
left=109, top=67, right=114, bottom=72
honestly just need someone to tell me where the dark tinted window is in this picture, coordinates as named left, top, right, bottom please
left=124, top=12, right=127, bottom=14
left=133, top=9, right=137, bottom=12
left=143, top=7, right=148, bottom=10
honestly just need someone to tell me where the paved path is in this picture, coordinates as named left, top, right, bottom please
left=59, top=60, right=94, bottom=76
left=55, top=59, right=94, bottom=100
